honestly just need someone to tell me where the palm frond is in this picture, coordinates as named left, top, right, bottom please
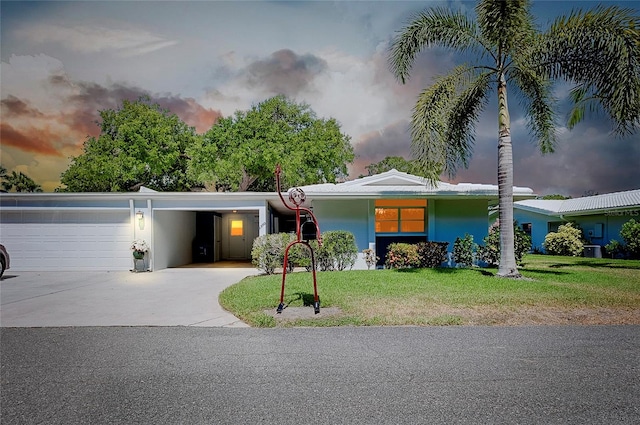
left=540, top=5, right=640, bottom=135
left=411, top=66, right=491, bottom=185
left=509, top=64, right=558, bottom=154
left=389, top=7, right=487, bottom=83
left=476, top=0, right=535, bottom=56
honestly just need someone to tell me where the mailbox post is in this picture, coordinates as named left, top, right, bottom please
left=275, top=164, right=321, bottom=314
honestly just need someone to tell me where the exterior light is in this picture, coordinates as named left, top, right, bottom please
left=136, top=210, right=145, bottom=230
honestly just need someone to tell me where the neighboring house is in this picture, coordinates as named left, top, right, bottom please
left=512, top=189, right=640, bottom=253
left=0, top=169, right=534, bottom=271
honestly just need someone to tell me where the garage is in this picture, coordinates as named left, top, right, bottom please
left=0, top=190, right=287, bottom=272
left=0, top=209, right=132, bottom=271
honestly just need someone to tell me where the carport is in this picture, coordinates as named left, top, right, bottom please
left=0, top=190, right=282, bottom=272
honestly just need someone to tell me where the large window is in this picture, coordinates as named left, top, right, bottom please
left=375, top=199, right=426, bottom=233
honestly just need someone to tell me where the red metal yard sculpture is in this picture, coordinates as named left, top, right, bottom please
left=275, top=164, right=321, bottom=314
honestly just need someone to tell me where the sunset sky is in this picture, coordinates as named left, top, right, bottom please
left=1, top=0, right=639, bottom=195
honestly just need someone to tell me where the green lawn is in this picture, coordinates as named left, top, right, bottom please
left=219, top=254, right=640, bottom=327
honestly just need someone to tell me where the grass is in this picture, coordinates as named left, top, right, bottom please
left=218, top=254, right=640, bottom=327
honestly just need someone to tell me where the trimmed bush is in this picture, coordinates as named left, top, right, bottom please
left=251, top=233, right=291, bottom=274
left=543, top=223, right=584, bottom=256
left=312, top=239, right=333, bottom=271
left=477, top=222, right=532, bottom=266
left=620, top=218, right=640, bottom=259
left=385, top=243, right=420, bottom=269
left=252, top=230, right=358, bottom=273
left=453, top=234, right=476, bottom=267
left=416, top=241, right=449, bottom=268
left=320, top=230, right=359, bottom=271
left=604, top=239, right=625, bottom=259
left=286, top=241, right=312, bottom=271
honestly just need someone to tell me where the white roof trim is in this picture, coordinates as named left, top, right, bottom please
left=300, top=169, right=534, bottom=198
left=515, top=189, right=640, bottom=216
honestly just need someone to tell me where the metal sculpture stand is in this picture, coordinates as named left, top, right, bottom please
left=275, top=164, right=322, bottom=314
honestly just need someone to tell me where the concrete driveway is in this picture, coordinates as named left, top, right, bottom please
left=0, top=267, right=260, bottom=327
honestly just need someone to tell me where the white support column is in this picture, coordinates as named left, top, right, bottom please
left=258, top=206, right=267, bottom=236
left=147, top=198, right=153, bottom=271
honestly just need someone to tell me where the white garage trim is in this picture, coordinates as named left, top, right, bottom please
left=1, top=210, right=132, bottom=271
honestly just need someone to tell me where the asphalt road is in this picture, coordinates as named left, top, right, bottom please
left=2, top=325, right=639, bottom=424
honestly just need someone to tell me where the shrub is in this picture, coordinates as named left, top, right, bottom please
left=312, top=239, right=333, bottom=271
left=604, top=239, right=625, bottom=259
left=477, top=222, right=532, bottom=266
left=251, top=233, right=291, bottom=274
left=620, top=218, right=640, bottom=259
left=385, top=243, right=420, bottom=269
left=543, top=222, right=584, bottom=256
left=316, top=230, right=358, bottom=271
left=362, top=248, right=379, bottom=270
left=453, top=234, right=476, bottom=267
left=415, top=241, right=449, bottom=268
left=286, top=241, right=312, bottom=271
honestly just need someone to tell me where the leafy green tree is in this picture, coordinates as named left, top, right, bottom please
left=389, top=0, right=639, bottom=277
left=187, top=95, right=354, bottom=191
left=541, top=194, right=571, bottom=200
left=60, top=98, right=199, bottom=192
left=363, top=156, right=419, bottom=177
left=1, top=169, right=43, bottom=192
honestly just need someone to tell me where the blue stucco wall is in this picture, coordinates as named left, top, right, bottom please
left=431, top=199, right=490, bottom=248
left=311, top=199, right=370, bottom=250
left=513, top=208, right=640, bottom=253
left=313, top=198, right=492, bottom=252
left=512, top=209, right=552, bottom=252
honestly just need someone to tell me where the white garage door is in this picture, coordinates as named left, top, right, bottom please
left=0, top=210, right=132, bottom=271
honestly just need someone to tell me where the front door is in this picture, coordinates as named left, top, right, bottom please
left=228, top=215, right=247, bottom=259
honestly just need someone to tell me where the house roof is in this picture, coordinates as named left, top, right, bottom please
left=514, top=189, right=640, bottom=216
left=300, top=169, right=535, bottom=199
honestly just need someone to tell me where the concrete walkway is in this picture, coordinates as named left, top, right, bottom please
left=0, top=268, right=260, bottom=327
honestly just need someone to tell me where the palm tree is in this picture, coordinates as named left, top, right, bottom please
left=389, top=0, right=639, bottom=277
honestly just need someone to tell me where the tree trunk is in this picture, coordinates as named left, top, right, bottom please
left=238, top=167, right=257, bottom=192
left=496, top=74, right=521, bottom=278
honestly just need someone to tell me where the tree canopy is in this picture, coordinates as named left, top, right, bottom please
left=362, top=156, right=420, bottom=177
left=187, top=95, right=354, bottom=191
left=389, top=0, right=639, bottom=277
left=60, top=98, right=199, bottom=192
left=0, top=166, right=42, bottom=192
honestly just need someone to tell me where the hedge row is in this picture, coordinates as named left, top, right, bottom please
left=385, top=223, right=532, bottom=270
left=385, top=242, right=449, bottom=269
left=251, top=230, right=358, bottom=275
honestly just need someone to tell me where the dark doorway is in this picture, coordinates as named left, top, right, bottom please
left=192, top=212, right=216, bottom=262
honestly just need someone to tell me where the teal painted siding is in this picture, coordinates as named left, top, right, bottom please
left=512, top=210, right=550, bottom=252
left=513, top=209, right=640, bottom=253
left=431, top=199, right=489, bottom=247
left=313, top=198, right=492, bottom=252
left=311, top=199, right=370, bottom=250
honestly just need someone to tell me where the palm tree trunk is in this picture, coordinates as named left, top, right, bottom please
left=496, top=74, right=520, bottom=278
